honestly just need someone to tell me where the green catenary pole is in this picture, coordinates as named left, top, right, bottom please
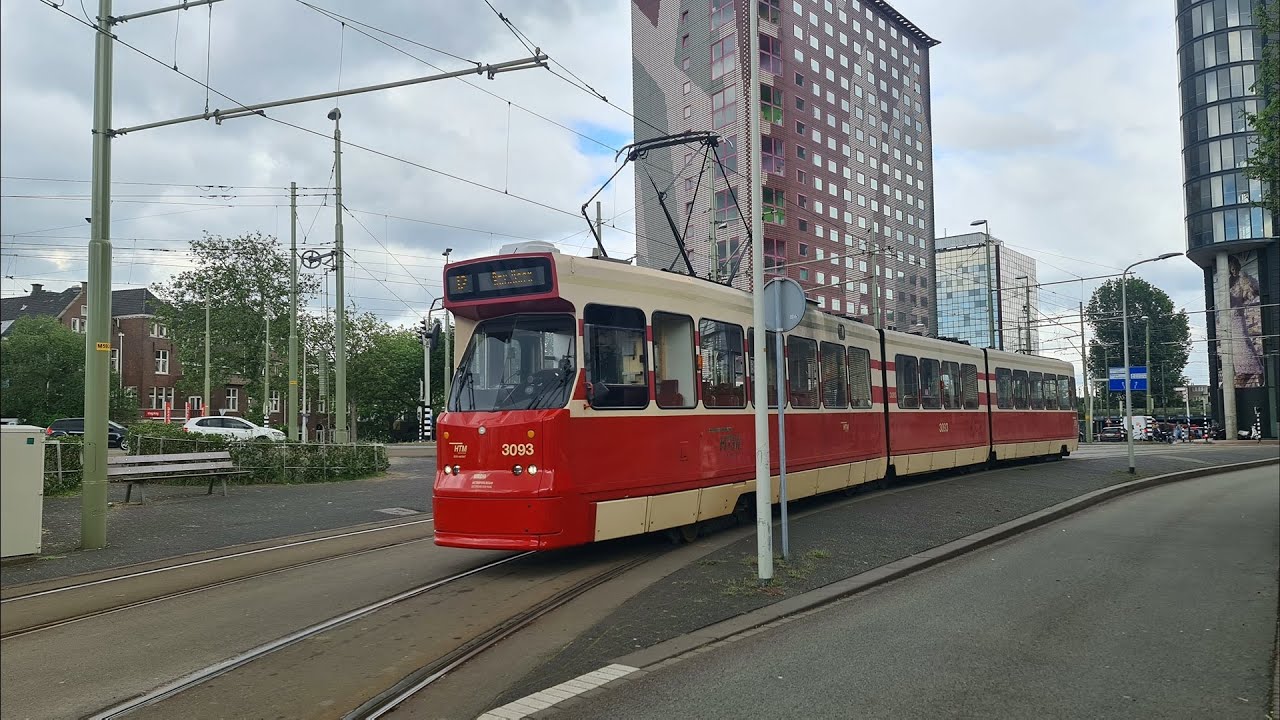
left=289, top=181, right=299, bottom=441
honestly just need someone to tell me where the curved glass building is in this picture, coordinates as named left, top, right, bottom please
left=1175, top=0, right=1277, bottom=438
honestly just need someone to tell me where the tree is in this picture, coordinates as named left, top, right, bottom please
left=1, top=316, right=140, bottom=426
left=152, top=232, right=319, bottom=416
left=349, top=325, right=424, bottom=441
left=1086, top=277, right=1192, bottom=414
left=1244, top=0, right=1278, bottom=218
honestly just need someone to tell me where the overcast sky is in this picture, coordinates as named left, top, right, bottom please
left=0, top=1, right=1210, bottom=382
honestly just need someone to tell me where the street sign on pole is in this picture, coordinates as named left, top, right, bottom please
left=1108, top=366, right=1147, bottom=392
left=764, top=277, right=805, bottom=562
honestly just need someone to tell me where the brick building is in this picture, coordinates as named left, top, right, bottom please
left=1, top=283, right=244, bottom=418
left=631, top=0, right=939, bottom=332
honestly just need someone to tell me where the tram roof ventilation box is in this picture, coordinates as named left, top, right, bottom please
left=499, top=241, right=560, bottom=255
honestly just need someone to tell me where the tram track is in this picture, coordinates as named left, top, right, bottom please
left=348, top=554, right=654, bottom=720
left=0, top=516, right=435, bottom=639
left=85, top=551, right=535, bottom=720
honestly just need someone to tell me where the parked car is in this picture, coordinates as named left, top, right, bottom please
left=182, top=416, right=286, bottom=442
left=1099, top=426, right=1127, bottom=442
left=46, top=418, right=130, bottom=451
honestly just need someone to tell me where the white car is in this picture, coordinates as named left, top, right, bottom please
left=183, top=416, right=286, bottom=442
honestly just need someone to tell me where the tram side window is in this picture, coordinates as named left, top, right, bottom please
left=919, top=358, right=941, bottom=409
left=820, top=342, right=847, bottom=408
left=653, top=312, right=697, bottom=409
left=995, top=367, right=1013, bottom=409
left=788, top=336, right=820, bottom=408
left=584, top=304, right=648, bottom=409
left=1029, top=372, right=1044, bottom=410
left=747, top=329, right=782, bottom=408
left=961, top=363, right=980, bottom=410
left=848, top=346, right=872, bottom=409
left=699, top=319, right=746, bottom=408
left=1043, top=375, right=1057, bottom=411
left=1012, top=369, right=1029, bottom=410
left=1065, top=376, right=1077, bottom=409
left=940, top=360, right=960, bottom=409
left=896, top=354, right=919, bottom=408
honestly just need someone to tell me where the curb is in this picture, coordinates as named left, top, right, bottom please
left=481, top=456, right=1280, bottom=719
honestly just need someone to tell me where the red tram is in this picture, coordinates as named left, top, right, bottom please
left=433, top=251, right=1078, bottom=550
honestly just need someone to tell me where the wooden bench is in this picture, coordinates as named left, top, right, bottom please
left=107, top=451, right=246, bottom=503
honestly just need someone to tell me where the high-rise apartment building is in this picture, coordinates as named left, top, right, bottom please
left=934, top=232, right=1040, bottom=352
left=1175, top=0, right=1277, bottom=438
left=631, top=0, right=939, bottom=333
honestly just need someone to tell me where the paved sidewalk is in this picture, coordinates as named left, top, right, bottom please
left=498, top=444, right=1280, bottom=705
left=1, top=456, right=434, bottom=587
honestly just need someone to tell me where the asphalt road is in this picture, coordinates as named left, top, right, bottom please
left=556, top=465, right=1279, bottom=720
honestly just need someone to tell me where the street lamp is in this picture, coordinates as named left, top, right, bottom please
left=1014, top=274, right=1029, bottom=353
left=1122, top=252, right=1180, bottom=473
left=970, top=219, right=996, bottom=349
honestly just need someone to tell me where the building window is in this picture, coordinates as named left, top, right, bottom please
left=712, top=85, right=737, bottom=129
left=711, top=35, right=735, bottom=81
left=682, top=34, right=689, bottom=50
left=718, top=135, right=738, bottom=174
left=715, top=236, right=741, bottom=279
left=764, top=238, right=785, bottom=275
left=759, top=0, right=781, bottom=24
left=155, top=350, right=170, bottom=375
left=71, top=317, right=85, bottom=334
left=270, top=390, right=281, bottom=413
left=763, top=187, right=785, bottom=224
left=110, top=348, right=120, bottom=372
left=760, top=83, right=783, bottom=125
left=189, top=395, right=204, bottom=411
left=710, top=0, right=733, bottom=31
left=714, top=188, right=739, bottom=223
left=762, top=137, right=785, bottom=175
left=760, top=34, right=782, bottom=75
left=226, top=387, right=239, bottom=411
left=149, top=386, right=175, bottom=410
left=150, top=322, right=167, bottom=338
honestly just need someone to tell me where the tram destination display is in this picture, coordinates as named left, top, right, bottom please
left=446, top=256, right=554, bottom=301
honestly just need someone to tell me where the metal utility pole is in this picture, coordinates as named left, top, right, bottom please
left=870, top=245, right=881, bottom=330
left=1081, top=301, right=1093, bottom=443
left=970, top=219, right=996, bottom=348
left=1023, top=279, right=1031, bottom=353
left=204, top=287, right=211, bottom=414
left=81, top=0, right=116, bottom=551
left=263, top=310, right=271, bottom=426
left=1143, top=316, right=1152, bottom=415
left=329, top=108, right=348, bottom=443
left=288, top=181, right=299, bottom=441
left=748, top=0, right=773, bottom=583
left=442, top=248, right=453, bottom=404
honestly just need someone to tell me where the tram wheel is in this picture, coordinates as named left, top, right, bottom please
left=679, top=522, right=699, bottom=543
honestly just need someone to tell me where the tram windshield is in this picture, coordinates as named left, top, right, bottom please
left=449, top=314, right=577, bottom=412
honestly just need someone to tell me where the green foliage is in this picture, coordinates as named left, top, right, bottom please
left=0, top=316, right=85, bottom=426
left=0, top=316, right=137, bottom=426
left=1243, top=0, right=1278, bottom=218
left=151, top=232, right=319, bottom=417
left=350, top=327, right=425, bottom=441
left=43, top=436, right=84, bottom=496
left=127, top=421, right=387, bottom=485
left=1086, top=277, right=1192, bottom=411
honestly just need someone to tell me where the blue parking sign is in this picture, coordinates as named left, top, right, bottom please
left=1108, top=366, right=1147, bottom=392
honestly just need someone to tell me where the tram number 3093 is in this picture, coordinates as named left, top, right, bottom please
left=501, top=443, right=536, bottom=456
left=938, top=423, right=950, bottom=433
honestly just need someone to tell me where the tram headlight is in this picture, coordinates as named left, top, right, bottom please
left=452, top=465, right=461, bottom=475
left=527, top=465, right=538, bottom=475
left=512, top=465, right=523, bottom=476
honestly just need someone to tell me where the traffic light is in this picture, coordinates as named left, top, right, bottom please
left=430, top=320, right=442, bottom=351
left=418, top=317, right=429, bottom=342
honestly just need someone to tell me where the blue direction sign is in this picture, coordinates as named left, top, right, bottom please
left=1108, top=366, right=1148, bottom=392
